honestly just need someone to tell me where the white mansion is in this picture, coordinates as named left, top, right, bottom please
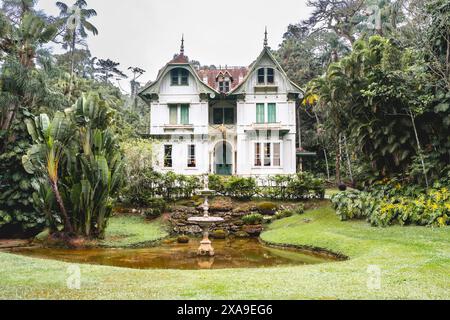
left=139, top=32, right=303, bottom=176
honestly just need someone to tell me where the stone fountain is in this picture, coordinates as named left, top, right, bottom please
left=188, top=175, right=224, bottom=256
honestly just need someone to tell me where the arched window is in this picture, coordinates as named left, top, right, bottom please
left=257, top=67, right=275, bottom=84
left=257, top=68, right=265, bottom=84
left=267, top=68, right=274, bottom=84
left=171, top=68, right=189, bottom=86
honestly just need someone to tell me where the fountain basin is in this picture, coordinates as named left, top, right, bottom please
left=188, top=217, right=224, bottom=224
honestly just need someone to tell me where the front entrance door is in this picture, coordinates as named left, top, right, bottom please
left=214, top=141, right=232, bottom=175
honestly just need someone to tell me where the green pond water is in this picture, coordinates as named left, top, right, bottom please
left=11, top=238, right=334, bottom=270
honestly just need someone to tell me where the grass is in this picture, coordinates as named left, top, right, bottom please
left=0, top=205, right=449, bottom=300
left=100, top=215, right=168, bottom=247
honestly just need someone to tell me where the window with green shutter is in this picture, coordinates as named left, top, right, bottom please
left=256, top=103, right=265, bottom=123
left=268, top=103, right=276, bottom=123
left=180, top=104, right=189, bottom=124
left=169, top=105, right=178, bottom=124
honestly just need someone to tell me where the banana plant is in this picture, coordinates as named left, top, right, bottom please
left=64, top=93, right=123, bottom=238
left=23, top=111, right=75, bottom=233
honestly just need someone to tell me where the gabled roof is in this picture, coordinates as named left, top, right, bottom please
left=229, top=46, right=304, bottom=96
left=138, top=53, right=218, bottom=99
left=139, top=33, right=304, bottom=100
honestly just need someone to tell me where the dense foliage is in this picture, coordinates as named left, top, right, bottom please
left=209, top=173, right=325, bottom=200
left=332, top=179, right=450, bottom=227
left=23, top=94, right=124, bottom=238
left=0, top=1, right=145, bottom=236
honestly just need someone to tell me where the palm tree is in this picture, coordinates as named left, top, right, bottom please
left=56, top=0, right=98, bottom=78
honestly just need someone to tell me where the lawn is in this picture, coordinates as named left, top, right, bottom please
left=0, top=205, right=448, bottom=300
left=100, top=215, right=168, bottom=248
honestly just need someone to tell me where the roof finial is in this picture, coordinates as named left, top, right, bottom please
left=180, top=34, right=185, bottom=55
left=264, top=26, right=268, bottom=47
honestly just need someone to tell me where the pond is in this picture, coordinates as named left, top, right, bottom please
left=10, top=238, right=335, bottom=270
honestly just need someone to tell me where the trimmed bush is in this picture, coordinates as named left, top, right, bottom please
left=256, top=202, right=278, bottom=215
left=209, top=173, right=325, bottom=201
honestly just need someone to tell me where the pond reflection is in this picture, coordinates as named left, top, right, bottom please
left=11, top=238, right=335, bottom=270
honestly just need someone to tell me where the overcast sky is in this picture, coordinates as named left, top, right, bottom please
left=36, top=0, right=312, bottom=90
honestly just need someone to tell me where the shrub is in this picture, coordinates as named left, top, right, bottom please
left=242, top=213, right=264, bottom=225
left=293, top=203, right=305, bottom=215
left=143, top=198, right=167, bottom=219
left=275, top=209, right=294, bottom=220
left=211, top=229, right=227, bottom=239
left=261, top=173, right=325, bottom=200
left=224, top=176, right=257, bottom=200
left=332, top=183, right=450, bottom=227
left=256, top=202, right=278, bottom=215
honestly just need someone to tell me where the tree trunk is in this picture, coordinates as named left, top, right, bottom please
left=344, top=134, right=354, bottom=185
left=67, top=30, right=77, bottom=100
left=324, top=148, right=331, bottom=181
left=336, top=133, right=342, bottom=185
left=409, top=109, right=429, bottom=189
left=50, top=181, right=73, bottom=234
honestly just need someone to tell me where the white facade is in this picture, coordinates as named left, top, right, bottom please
left=139, top=44, right=303, bottom=177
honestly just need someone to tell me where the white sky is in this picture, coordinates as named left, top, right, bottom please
left=36, top=0, right=312, bottom=88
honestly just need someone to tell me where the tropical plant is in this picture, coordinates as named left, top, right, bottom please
left=23, top=93, right=124, bottom=238
left=55, top=0, right=98, bottom=78
left=242, top=213, right=264, bottom=225
left=23, top=112, right=75, bottom=232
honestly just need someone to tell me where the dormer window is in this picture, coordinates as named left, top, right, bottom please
left=171, top=68, right=189, bottom=86
left=257, top=67, right=275, bottom=84
left=219, top=81, right=230, bottom=93
left=216, top=71, right=232, bottom=93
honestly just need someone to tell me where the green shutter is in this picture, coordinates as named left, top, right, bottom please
left=256, top=104, right=265, bottom=123
left=169, top=105, right=178, bottom=124
left=268, top=103, right=276, bottom=123
left=180, top=104, right=189, bottom=124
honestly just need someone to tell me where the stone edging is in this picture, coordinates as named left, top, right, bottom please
left=259, top=238, right=349, bottom=261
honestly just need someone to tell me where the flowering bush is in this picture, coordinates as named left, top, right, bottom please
left=332, top=182, right=450, bottom=227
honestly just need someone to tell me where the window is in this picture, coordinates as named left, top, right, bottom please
left=169, top=105, right=178, bottom=124
left=256, top=104, right=265, bottom=123
left=213, top=108, right=235, bottom=125
left=254, top=142, right=281, bottom=167
left=256, top=103, right=277, bottom=123
left=168, top=104, right=190, bottom=125
left=254, top=143, right=261, bottom=166
left=267, top=68, right=274, bottom=84
left=268, top=103, right=276, bottom=123
left=273, top=143, right=281, bottom=166
left=187, top=144, right=196, bottom=168
left=171, top=68, right=189, bottom=86
left=164, top=145, right=173, bottom=168
left=257, top=68, right=265, bottom=84
left=264, top=143, right=271, bottom=167
left=257, top=68, right=275, bottom=84
left=180, top=104, right=189, bottom=125
left=218, top=81, right=230, bottom=93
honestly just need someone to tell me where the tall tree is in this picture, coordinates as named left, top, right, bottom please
left=55, top=0, right=98, bottom=78
left=94, top=58, right=127, bottom=83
